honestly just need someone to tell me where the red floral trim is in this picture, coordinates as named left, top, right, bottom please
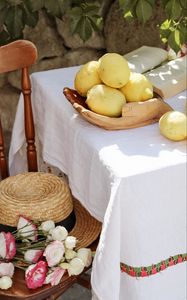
left=121, top=253, right=187, bottom=277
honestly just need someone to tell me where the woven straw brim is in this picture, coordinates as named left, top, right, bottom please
left=70, top=199, right=102, bottom=249
left=0, top=172, right=101, bottom=247
left=0, top=172, right=73, bottom=226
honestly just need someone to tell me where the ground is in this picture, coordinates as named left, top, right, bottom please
left=59, top=283, right=92, bottom=299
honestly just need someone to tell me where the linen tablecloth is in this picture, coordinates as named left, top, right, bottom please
left=9, top=66, right=187, bottom=300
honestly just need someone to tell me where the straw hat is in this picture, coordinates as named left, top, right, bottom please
left=0, top=172, right=101, bottom=248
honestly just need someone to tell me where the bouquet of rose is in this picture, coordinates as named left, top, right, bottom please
left=0, top=216, right=92, bottom=290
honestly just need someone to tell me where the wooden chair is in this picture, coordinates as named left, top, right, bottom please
left=0, top=40, right=38, bottom=179
left=0, top=40, right=97, bottom=299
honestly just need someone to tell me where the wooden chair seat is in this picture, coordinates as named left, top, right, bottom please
left=0, top=269, right=77, bottom=300
left=0, top=40, right=99, bottom=300
left=0, top=238, right=98, bottom=300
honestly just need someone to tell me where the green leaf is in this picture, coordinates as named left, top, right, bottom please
left=165, top=0, right=182, bottom=19
left=136, top=0, right=153, bottom=22
left=119, top=0, right=138, bottom=14
left=0, top=0, right=6, bottom=10
left=159, top=19, right=172, bottom=42
left=69, top=6, right=83, bottom=18
left=68, top=7, right=83, bottom=34
left=83, top=4, right=100, bottom=16
left=71, top=0, right=84, bottom=5
left=179, top=24, right=187, bottom=42
left=161, top=0, right=170, bottom=6
left=179, top=0, right=187, bottom=10
left=5, top=5, right=24, bottom=38
left=0, top=7, right=8, bottom=27
left=168, top=29, right=181, bottom=53
left=75, top=17, right=93, bottom=41
left=29, top=0, right=45, bottom=11
left=0, top=29, right=10, bottom=45
left=160, top=18, right=171, bottom=30
left=123, top=10, right=135, bottom=22
left=22, top=1, right=38, bottom=27
left=69, top=16, right=82, bottom=34
left=119, top=0, right=126, bottom=7
left=88, top=15, right=103, bottom=31
left=146, top=0, right=155, bottom=5
left=44, top=0, right=67, bottom=17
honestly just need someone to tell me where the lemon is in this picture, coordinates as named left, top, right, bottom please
left=120, top=72, right=153, bottom=102
left=74, top=61, right=102, bottom=97
left=86, top=84, right=126, bottom=117
left=159, top=111, right=187, bottom=141
left=98, top=53, right=130, bottom=88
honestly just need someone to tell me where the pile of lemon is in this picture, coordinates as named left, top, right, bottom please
left=74, top=53, right=153, bottom=117
left=74, top=53, right=186, bottom=141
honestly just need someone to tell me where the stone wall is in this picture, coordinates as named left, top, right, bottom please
left=0, top=0, right=165, bottom=141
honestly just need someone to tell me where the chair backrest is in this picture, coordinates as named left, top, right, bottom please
left=0, top=40, right=38, bottom=179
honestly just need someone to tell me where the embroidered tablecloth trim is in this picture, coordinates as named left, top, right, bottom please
left=121, top=253, right=187, bottom=277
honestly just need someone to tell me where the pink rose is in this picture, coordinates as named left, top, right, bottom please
left=0, top=262, right=14, bottom=278
left=45, top=267, right=65, bottom=286
left=0, top=232, right=16, bottom=260
left=43, top=241, right=65, bottom=267
left=24, top=249, right=43, bottom=263
left=25, top=261, right=48, bottom=289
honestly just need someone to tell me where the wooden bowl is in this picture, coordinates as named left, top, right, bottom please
left=63, top=87, right=173, bottom=130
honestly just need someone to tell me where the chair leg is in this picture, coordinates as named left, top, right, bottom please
left=76, top=272, right=91, bottom=289
left=44, top=290, right=63, bottom=300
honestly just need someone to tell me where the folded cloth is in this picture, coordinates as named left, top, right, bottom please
left=124, top=45, right=168, bottom=73
left=145, top=56, right=187, bottom=99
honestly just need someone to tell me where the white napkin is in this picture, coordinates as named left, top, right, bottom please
left=145, top=56, right=187, bottom=99
left=124, top=45, right=168, bottom=73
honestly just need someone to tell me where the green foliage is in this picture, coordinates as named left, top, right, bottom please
left=68, top=2, right=102, bottom=41
left=119, top=0, right=187, bottom=52
left=0, top=0, right=186, bottom=52
left=0, top=0, right=102, bottom=45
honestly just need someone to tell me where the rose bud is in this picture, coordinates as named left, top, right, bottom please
left=40, top=220, right=55, bottom=233
left=64, top=236, right=76, bottom=250
left=68, top=258, right=84, bottom=276
left=0, top=276, right=13, bottom=290
left=77, top=248, right=92, bottom=267
left=49, top=226, right=68, bottom=241
left=65, top=249, right=77, bottom=260
left=59, top=262, right=70, bottom=270
left=17, top=215, right=37, bottom=241
left=0, top=262, right=14, bottom=278
left=24, top=249, right=43, bottom=263
left=0, top=232, right=16, bottom=260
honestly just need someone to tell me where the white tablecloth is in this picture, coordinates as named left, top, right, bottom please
left=9, top=66, right=187, bottom=300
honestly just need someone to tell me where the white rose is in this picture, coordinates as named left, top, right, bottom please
left=64, top=236, right=76, bottom=250
left=65, top=249, right=77, bottom=260
left=0, top=276, right=12, bottom=290
left=77, top=248, right=92, bottom=267
left=68, top=258, right=84, bottom=276
left=50, top=226, right=68, bottom=241
left=43, top=240, right=65, bottom=267
left=0, top=262, right=14, bottom=278
left=40, top=220, right=55, bottom=233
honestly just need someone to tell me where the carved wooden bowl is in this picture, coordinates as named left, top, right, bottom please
left=63, top=87, right=172, bottom=130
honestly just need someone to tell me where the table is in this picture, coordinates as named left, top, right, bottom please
left=9, top=66, right=187, bottom=300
